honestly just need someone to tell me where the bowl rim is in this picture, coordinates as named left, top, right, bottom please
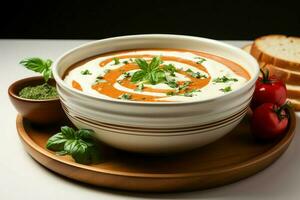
left=52, top=34, right=259, bottom=105
left=8, top=76, right=60, bottom=102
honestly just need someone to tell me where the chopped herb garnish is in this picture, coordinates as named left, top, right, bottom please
left=104, top=69, right=111, bottom=74
left=184, top=92, right=194, bottom=97
left=94, top=75, right=105, bottom=84
left=193, top=72, right=207, bottom=79
left=81, top=69, right=92, bottom=75
left=178, top=81, right=191, bottom=91
left=166, top=91, right=177, bottom=96
left=135, top=84, right=144, bottom=92
left=195, top=57, right=206, bottom=64
left=213, top=76, right=238, bottom=83
left=183, top=89, right=199, bottom=97
left=185, top=69, right=207, bottom=79
left=123, top=60, right=129, bottom=64
left=119, top=93, right=132, bottom=100
left=96, top=75, right=103, bottom=80
left=123, top=72, right=131, bottom=78
left=162, top=64, right=177, bottom=76
left=113, top=57, right=120, bottom=65
left=165, top=79, right=178, bottom=88
left=220, top=86, right=232, bottom=93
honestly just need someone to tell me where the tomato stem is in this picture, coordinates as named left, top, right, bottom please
left=273, top=101, right=291, bottom=121
left=260, top=68, right=270, bottom=83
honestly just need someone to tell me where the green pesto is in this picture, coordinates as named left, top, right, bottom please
left=19, top=83, right=58, bottom=100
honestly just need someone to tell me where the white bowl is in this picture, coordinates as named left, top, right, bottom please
left=53, top=34, right=259, bottom=153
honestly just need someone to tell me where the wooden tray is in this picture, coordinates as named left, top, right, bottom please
left=16, top=108, right=296, bottom=192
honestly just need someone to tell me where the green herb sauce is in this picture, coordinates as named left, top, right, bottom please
left=19, top=83, right=58, bottom=100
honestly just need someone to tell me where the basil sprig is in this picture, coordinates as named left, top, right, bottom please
left=131, top=56, right=167, bottom=85
left=46, top=126, right=101, bottom=165
left=20, top=58, right=53, bottom=82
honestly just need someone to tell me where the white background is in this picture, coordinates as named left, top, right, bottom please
left=1, top=40, right=299, bottom=200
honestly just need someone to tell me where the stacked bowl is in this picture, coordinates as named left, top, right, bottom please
left=53, top=35, right=259, bottom=154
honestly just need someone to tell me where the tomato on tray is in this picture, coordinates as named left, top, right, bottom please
left=251, top=103, right=289, bottom=140
left=250, top=69, right=287, bottom=110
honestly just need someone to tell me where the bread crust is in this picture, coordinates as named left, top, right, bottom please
left=242, top=42, right=300, bottom=110
left=260, top=63, right=300, bottom=86
left=287, top=98, right=300, bottom=111
left=287, top=90, right=300, bottom=99
left=243, top=43, right=300, bottom=85
left=250, top=35, right=300, bottom=72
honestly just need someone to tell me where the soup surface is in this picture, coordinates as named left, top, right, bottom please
left=64, top=49, right=250, bottom=102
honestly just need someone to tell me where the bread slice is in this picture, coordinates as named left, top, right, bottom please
left=250, top=35, right=300, bottom=72
left=243, top=43, right=300, bottom=85
left=242, top=43, right=300, bottom=111
left=260, top=63, right=300, bottom=85
left=286, top=84, right=300, bottom=99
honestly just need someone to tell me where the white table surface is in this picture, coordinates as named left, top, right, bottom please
left=1, top=40, right=299, bottom=200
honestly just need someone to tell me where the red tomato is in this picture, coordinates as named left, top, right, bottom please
left=251, top=103, right=289, bottom=140
left=250, top=69, right=287, bottom=110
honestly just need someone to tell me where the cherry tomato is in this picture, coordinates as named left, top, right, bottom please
left=251, top=103, right=289, bottom=140
left=250, top=69, right=287, bottom=110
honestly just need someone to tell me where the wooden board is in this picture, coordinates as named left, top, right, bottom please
left=16, top=108, right=296, bottom=192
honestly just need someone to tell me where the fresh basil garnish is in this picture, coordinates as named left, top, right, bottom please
left=19, top=58, right=53, bottom=82
left=131, top=56, right=166, bottom=85
left=46, top=126, right=101, bottom=165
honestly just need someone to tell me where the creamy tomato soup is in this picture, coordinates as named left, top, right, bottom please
left=64, top=49, right=250, bottom=102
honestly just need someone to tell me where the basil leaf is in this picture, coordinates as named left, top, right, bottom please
left=149, top=56, right=162, bottom=71
left=61, top=126, right=76, bottom=139
left=70, top=140, right=90, bottom=164
left=42, top=68, right=52, bottom=82
left=135, top=58, right=148, bottom=71
left=131, top=70, right=146, bottom=83
left=76, top=129, right=93, bottom=140
left=46, top=127, right=101, bottom=165
left=155, top=70, right=166, bottom=82
left=56, top=150, right=68, bottom=156
left=19, top=58, right=53, bottom=82
left=46, top=132, right=68, bottom=151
